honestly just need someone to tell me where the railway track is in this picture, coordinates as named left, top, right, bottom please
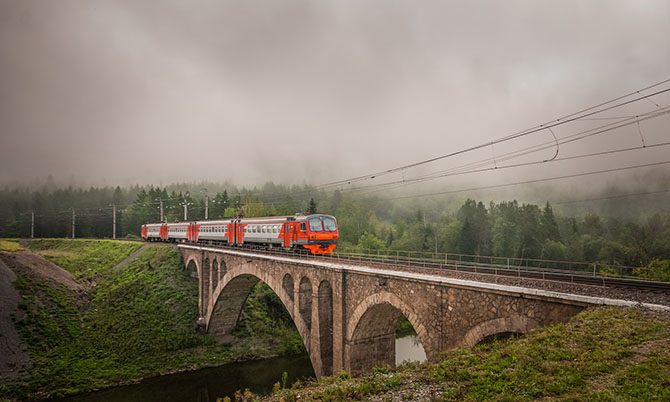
left=177, top=241, right=670, bottom=293
left=325, top=252, right=670, bottom=293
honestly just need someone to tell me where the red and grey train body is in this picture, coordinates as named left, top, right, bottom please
left=141, top=214, right=338, bottom=255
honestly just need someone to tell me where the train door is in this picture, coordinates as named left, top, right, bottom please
left=160, top=224, right=168, bottom=241
left=228, top=222, right=235, bottom=245
left=237, top=222, right=245, bottom=245
left=282, top=223, right=291, bottom=248
left=291, top=223, right=298, bottom=244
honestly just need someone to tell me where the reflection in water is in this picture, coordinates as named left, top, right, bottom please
left=52, top=355, right=314, bottom=402
left=395, top=335, right=427, bottom=366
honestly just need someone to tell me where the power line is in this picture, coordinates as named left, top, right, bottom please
left=388, top=160, right=670, bottom=201
left=552, top=189, right=670, bottom=205
left=335, top=106, right=670, bottom=196
left=317, top=79, right=670, bottom=189
left=354, top=141, right=670, bottom=197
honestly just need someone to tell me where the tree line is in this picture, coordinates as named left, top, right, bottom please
left=1, top=182, right=668, bottom=276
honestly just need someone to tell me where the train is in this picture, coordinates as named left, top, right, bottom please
left=141, top=213, right=339, bottom=255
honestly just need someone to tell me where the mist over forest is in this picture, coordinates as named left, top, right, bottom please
left=1, top=175, right=668, bottom=278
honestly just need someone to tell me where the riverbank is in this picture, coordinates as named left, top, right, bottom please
left=0, top=239, right=305, bottom=401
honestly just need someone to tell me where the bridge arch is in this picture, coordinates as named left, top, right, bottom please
left=461, top=315, right=540, bottom=347
left=299, top=276, right=313, bottom=330
left=206, top=261, right=315, bottom=371
left=283, top=273, right=294, bottom=302
left=185, top=257, right=199, bottom=279
left=347, top=292, right=430, bottom=374
left=211, top=259, right=219, bottom=291
left=318, top=280, right=333, bottom=376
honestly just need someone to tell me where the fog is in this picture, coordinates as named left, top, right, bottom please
left=1, top=0, right=669, bottom=193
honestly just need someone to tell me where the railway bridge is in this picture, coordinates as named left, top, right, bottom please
left=178, top=245, right=650, bottom=377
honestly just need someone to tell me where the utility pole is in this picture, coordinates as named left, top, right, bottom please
left=71, top=208, right=76, bottom=239
left=159, top=198, right=164, bottom=222
left=183, top=203, right=188, bottom=221
left=205, top=195, right=209, bottom=220
left=112, top=204, right=117, bottom=239
left=31, top=211, right=34, bottom=239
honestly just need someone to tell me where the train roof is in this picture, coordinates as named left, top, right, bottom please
left=194, top=219, right=234, bottom=225
left=144, top=214, right=336, bottom=227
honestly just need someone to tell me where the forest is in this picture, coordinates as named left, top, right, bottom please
left=1, top=180, right=668, bottom=279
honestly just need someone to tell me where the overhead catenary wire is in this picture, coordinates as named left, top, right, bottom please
left=552, top=189, right=670, bottom=205
left=316, top=79, right=670, bottom=189
left=355, top=104, right=670, bottom=188
left=387, top=160, right=670, bottom=201
left=336, top=106, right=670, bottom=196
left=353, top=141, right=670, bottom=197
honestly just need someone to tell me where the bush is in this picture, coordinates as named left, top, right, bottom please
left=634, top=259, right=670, bottom=282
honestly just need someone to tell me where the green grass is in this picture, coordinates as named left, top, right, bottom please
left=27, top=238, right=143, bottom=279
left=0, top=239, right=23, bottom=252
left=1, top=240, right=306, bottom=401
left=269, top=307, right=670, bottom=401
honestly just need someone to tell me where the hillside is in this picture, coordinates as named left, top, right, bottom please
left=0, top=239, right=304, bottom=401
left=266, top=307, right=670, bottom=401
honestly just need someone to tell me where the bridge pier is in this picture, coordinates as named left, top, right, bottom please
left=180, top=246, right=594, bottom=377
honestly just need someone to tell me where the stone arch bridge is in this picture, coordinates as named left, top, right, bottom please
left=178, top=245, right=638, bottom=377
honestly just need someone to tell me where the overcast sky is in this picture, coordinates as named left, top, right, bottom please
left=1, top=0, right=669, bottom=191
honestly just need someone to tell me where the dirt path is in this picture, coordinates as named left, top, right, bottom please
left=0, top=256, right=31, bottom=380
left=112, top=243, right=150, bottom=272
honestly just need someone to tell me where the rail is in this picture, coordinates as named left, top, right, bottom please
left=180, top=242, right=670, bottom=293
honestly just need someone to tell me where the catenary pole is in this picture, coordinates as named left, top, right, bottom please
left=112, top=204, right=117, bottom=239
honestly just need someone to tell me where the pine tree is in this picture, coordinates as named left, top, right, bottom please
left=308, top=198, right=317, bottom=214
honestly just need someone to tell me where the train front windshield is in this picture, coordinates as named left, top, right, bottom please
left=308, top=216, right=337, bottom=232
left=323, top=217, right=337, bottom=231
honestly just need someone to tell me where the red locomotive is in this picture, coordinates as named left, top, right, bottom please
left=141, top=214, right=338, bottom=255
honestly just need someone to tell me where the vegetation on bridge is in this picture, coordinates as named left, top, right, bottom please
left=0, top=239, right=306, bottom=401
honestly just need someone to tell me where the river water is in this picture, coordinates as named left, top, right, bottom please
left=52, top=355, right=314, bottom=402
left=52, top=336, right=426, bottom=402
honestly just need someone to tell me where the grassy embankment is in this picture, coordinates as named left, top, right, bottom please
left=0, top=239, right=24, bottom=252
left=267, top=307, right=669, bottom=401
left=0, top=239, right=304, bottom=401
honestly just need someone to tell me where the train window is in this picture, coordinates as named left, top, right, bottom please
left=263, top=225, right=267, bottom=233
left=323, top=217, right=337, bottom=231
left=300, top=223, right=306, bottom=231
left=309, top=218, right=322, bottom=231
